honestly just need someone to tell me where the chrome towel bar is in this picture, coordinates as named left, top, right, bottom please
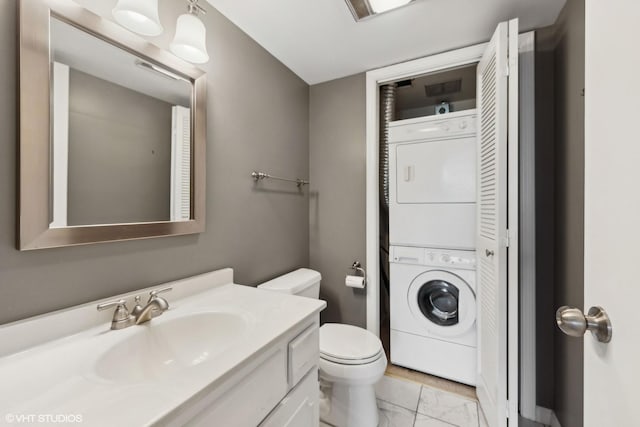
left=251, top=171, right=309, bottom=187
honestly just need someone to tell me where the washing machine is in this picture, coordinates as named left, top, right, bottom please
left=388, top=110, right=477, bottom=250
left=389, top=245, right=477, bottom=386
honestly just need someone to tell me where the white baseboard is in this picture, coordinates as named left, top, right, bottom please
left=535, top=406, right=562, bottom=427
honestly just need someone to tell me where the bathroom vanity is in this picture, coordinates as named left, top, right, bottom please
left=0, top=269, right=325, bottom=426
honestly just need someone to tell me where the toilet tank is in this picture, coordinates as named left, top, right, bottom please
left=258, top=268, right=321, bottom=299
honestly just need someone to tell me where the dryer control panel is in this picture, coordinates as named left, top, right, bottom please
left=390, top=246, right=476, bottom=270
left=388, top=110, right=477, bottom=144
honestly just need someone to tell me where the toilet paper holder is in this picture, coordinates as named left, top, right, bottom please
left=350, top=261, right=367, bottom=286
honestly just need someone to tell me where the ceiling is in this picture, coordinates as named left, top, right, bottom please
left=52, top=17, right=191, bottom=106
left=205, top=0, right=565, bottom=85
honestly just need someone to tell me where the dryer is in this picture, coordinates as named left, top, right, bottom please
left=389, top=110, right=477, bottom=250
left=390, top=245, right=477, bottom=385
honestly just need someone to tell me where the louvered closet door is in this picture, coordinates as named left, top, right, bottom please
left=476, top=19, right=516, bottom=427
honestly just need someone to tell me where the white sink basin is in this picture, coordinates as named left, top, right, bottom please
left=95, top=311, right=248, bottom=383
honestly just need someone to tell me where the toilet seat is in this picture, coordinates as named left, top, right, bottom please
left=319, top=351, right=387, bottom=382
left=320, top=323, right=384, bottom=366
left=320, top=350, right=383, bottom=365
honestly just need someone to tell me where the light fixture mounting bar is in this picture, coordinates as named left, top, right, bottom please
left=135, top=60, right=186, bottom=81
left=187, top=0, right=207, bottom=15
left=344, top=0, right=372, bottom=20
left=344, top=0, right=415, bottom=21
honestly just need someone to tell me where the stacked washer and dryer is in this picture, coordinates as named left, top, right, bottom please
left=388, top=110, right=478, bottom=386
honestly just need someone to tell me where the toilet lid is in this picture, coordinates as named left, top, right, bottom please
left=320, top=324, right=383, bottom=364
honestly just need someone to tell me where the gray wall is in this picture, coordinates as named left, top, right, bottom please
left=309, top=73, right=367, bottom=327
left=0, top=0, right=309, bottom=325
left=552, top=1, right=585, bottom=426
left=531, top=3, right=585, bottom=423
left=534, top=25, right=557, bottom=412
left=67, top=69, right=171, bottom=225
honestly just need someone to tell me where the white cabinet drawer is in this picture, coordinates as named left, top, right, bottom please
left=288, top=324, right=319, bottom=387
left=260, top=369, right=319, bottom=427
left=184, top=347, right=288, bottom=427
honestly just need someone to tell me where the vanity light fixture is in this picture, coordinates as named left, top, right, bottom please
left=344, top=0, right=415, bottom=21
left=170, top=0, right=210, bottom=64
left=112, top=0, right=163, bottom=36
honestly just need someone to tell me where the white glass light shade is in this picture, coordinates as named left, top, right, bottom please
left=170, top=14, right=209, bottom=64
left=113, top=0, right=163, bottom=36
left=368, top=0, right=412, bottom=13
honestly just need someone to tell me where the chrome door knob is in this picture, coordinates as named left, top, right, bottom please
left=556, top=306, right=612, bottom=343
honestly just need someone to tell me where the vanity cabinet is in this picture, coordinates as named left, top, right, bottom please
left=166, top=317, right=320, bottom=427
left=259, top=369, right=319, bottom=427
left=0, top=271, right=326, bottom=427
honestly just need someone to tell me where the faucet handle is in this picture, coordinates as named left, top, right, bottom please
left=148, top=287, right=172, bottom=303
left=97, top=299, right=134, bottom=329
left=97, top=299, right=129, bottom=316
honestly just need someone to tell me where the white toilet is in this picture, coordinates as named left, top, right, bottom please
left=258, top=268, right=387, bottom=427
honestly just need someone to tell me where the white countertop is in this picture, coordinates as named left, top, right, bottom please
left=0, top=270, right=325, bottom=426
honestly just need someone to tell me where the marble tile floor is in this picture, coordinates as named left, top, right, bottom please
left=320, top=374, right=489, bottom=427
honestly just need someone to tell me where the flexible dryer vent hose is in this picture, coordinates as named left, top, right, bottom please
left=379, top=84, right=396, bottom=208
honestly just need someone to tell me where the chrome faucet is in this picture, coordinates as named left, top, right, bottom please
left=97, top=287, right=172, bottom=330
left=135, top=288, right=172, bottom=324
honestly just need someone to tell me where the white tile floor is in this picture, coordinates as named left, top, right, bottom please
left=320, top=375, right=487, bottom=427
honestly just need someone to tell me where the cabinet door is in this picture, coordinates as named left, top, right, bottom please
left=260, top=369, right=319, bottom=427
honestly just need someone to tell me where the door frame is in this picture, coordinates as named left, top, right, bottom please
left=364, top=42, right=487, bottom=338
left=364, top=35, right=528, bottom=426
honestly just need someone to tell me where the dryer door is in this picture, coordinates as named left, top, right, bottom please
left=407, top=270, right=476, bottom=338
left=395, top=137, right=476, bottom=204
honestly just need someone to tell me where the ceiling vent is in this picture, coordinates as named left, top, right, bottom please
left=425, top=79, right=462, bottom=98
left=395, top=79, right=413, bottom=88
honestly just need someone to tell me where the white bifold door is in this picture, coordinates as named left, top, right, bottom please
left=476, top=19, right=519, bottom=427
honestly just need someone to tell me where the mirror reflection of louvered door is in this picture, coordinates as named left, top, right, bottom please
left=171, top=106, right=191, bottom=221
left=476, top=19, right=518, bottom=427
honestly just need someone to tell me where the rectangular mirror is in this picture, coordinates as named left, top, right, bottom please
left=18, top=0, right=206, bottom=250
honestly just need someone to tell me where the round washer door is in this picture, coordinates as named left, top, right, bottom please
left=407, top=270, right=476, bottom=337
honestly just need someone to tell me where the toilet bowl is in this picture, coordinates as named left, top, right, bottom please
left=319, top=323, right=387, bottom=427
left=258, top=269, right=387, bottom=427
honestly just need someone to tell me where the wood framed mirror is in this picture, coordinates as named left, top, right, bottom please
left=18, top=0, right=206, bottom=250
